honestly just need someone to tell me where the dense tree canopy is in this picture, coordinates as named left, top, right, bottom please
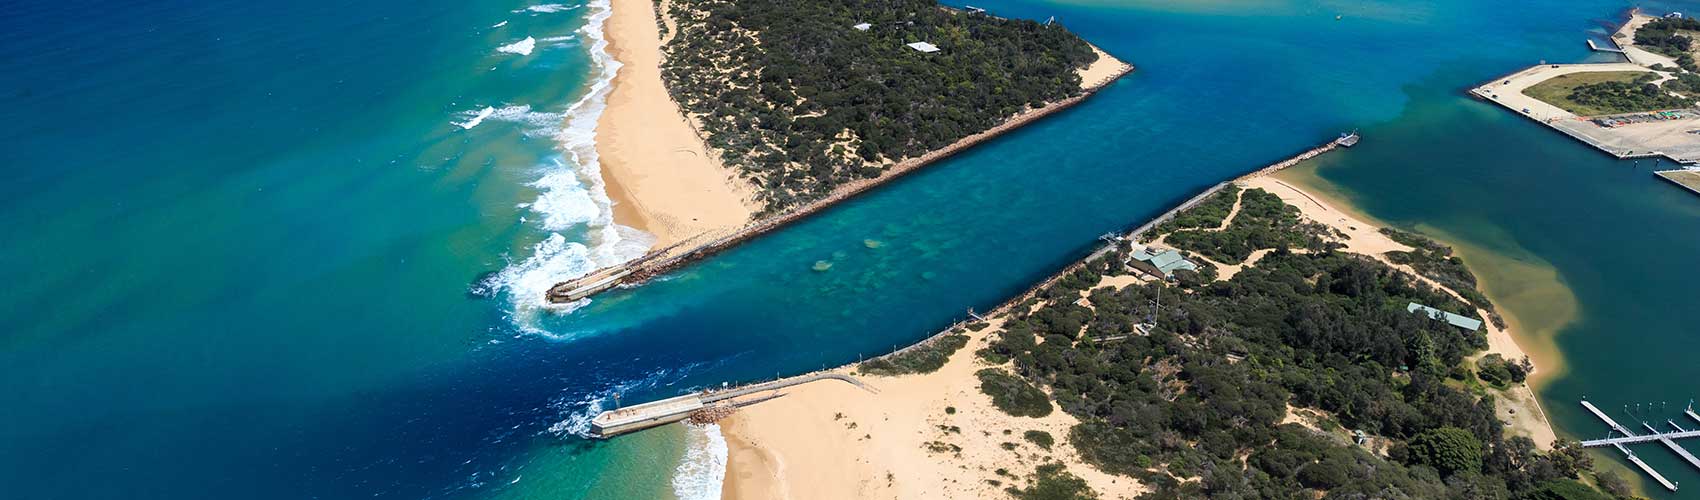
left=1408, top=426, right=1485, bottom=476
left=1636, top=17, right=1700, bottom=57
left=661, top=0, right=1100, bottom=213
left=970, top=190, right=1620, bottom=499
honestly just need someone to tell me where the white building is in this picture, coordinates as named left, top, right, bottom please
left=852, top=22, right=872, bottom=31
left=906, top=41, right=940, bottom=53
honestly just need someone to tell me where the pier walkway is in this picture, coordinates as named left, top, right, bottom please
left=1577, top=400, right=1700, bottom=491
left=1642, top=421, right=1700, bottom=473
left=588, top=372, right=873, bottom=438
left=1587, top=39, right=1627, bottom=54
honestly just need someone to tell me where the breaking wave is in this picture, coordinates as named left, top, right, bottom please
left=516, top=3, right=579, bottom=14
left=497, top=36, right=536, bottom=55
left=488, top=0, right=644, bottom=333
left=454, top=106, right=497, bottom=130
left=546, top=363, right=700, bottom=438
left=673, top=424, right=728, bottom=500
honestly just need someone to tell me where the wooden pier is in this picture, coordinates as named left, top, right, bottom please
left=588, top=372, right=874, bottom=438
left=1577, top=399, right=1700, bottom=491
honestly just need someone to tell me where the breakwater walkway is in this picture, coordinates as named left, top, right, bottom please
left=589, top=372, right=874, bottom=438
left=547, top=63, right=1136, bottom=304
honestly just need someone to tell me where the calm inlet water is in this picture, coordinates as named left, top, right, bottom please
left=3, top=0, right=1696, bottom=498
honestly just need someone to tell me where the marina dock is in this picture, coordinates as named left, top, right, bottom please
left=1586, top=38, right=1626, bottom=54
left=588, top=372, right=873, bottom=438
left=1577, top=399, right=1700, bottom=491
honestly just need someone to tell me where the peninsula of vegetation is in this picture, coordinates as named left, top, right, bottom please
left=717, top=159, right=1634, bottom=499
left=563, top=0, right=1130, bottom=301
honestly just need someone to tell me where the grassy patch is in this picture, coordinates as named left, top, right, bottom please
left=1521, top=71, right=1681, bottom=116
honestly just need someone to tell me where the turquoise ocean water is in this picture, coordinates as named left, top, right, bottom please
left=3, top=0, right=1698, bottom=498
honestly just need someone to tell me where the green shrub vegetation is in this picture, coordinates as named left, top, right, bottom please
left=1153, top=185, right=1241, bottom=234
left=1163, top=188, right=1332, bottom=263
left=1522, top=71, right=1692, bottom=116
left=1636, top=17, right=1700, bottom=57
left=661, top=0, right=1100, bottom=213
left=977, top=368, right=1054, bottom=417
left=970, top=193, right=1614, bottom=498
left=1006, top=463, right=1098, bottom=500
left=1407, top=426, right=1484, bottom=476
left=1024, top=430, right=1055, bottom=450
left=1474, top=353, right=1530, bottom=388
left=858, top=334, right=968, bottom=375
left=1381, top=227, right=1497, bottom=317
left=1667, top=71, right=1700, bottom=95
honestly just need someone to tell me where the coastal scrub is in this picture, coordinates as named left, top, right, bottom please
left=659, top=0, right=1101, bottom=212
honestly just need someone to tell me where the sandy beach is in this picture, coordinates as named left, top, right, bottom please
left=595, top=0, right=757, bottom=247
left=719, top=319, right=1144, bottom=500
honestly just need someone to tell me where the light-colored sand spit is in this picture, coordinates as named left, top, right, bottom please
left=598, top=0, right=758, bottom=247
left=1079, top=47, right=1133, bottom=89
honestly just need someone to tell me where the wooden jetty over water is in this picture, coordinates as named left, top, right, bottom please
left=1576, top=399, right=1700, bottom=491
left=588, top=372, right=874, bottom=438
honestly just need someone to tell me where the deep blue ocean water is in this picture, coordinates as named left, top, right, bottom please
left=4, top=0, right=1698, bottom=498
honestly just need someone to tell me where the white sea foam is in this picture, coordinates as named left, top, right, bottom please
left=546, top=364, right=689, bottom=437
left=491, top=0, right=648, bottom=333
left=491, top=20, right=509, bottom=28
left=673, top=424, right=729, bottom=500
left=539, top=34, right=578, bottom=49
left=515, top=3, right=579, bottom=14
left=488, top=104, right=566, bottom=136
left=496, top=36, right=536, bottom=56
left=454, top=106, right=497, bottom=130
